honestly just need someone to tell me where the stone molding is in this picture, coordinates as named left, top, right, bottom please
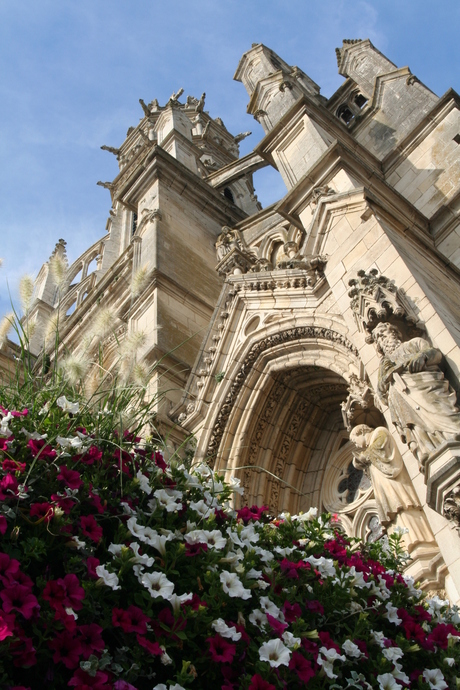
left=206, top=326, right=359, bottom=460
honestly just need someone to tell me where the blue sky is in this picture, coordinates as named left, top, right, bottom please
left=0, top=0, right=459, bottom=318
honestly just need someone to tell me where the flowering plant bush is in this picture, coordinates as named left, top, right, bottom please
left=0, top=384, right=460, bottom=690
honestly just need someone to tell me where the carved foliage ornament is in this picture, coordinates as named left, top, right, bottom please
left=348, top=269, right=421, bottom=343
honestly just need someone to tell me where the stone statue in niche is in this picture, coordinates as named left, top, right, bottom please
left=371, top=322, right=460, bottom=466
left=350, top=424, right=435, bottom=548
left=215, top=226, right=243, bottom=261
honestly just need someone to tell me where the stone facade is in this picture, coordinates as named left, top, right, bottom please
left=4, top=40, right=460, bottom=601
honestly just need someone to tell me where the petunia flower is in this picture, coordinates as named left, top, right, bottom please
left=248, top=675, right=276, bottom=690
left=259, top=638, right=291, bottom=667
left=56, top=396, right=80, bottom=414
left=207, top=634, right=236, bottom=663
left=220, top=571, right=251, bottom=600
left=141, top=572, right=174, bottom=599
left=423, top=669, right=448, bottom=690
left=57, top=466, right=82, bottom=490
left=95, top=565, right=120, bottom=590
left=80, top=515, right=103, bottom=543
left=377, top=673, right=402, bottom=690
left=0, top=584, right=39, bottom=619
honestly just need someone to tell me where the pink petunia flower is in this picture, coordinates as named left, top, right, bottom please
left=248, top=674, right=276, bottom=690
left=289, top=651, right=316, bottom=682
left=57, top=466, right=82, bottom=490
left=79, top=623, right=105, bottom=659
left=49, top=631, right=83, bottom=669
left=136, top=634, right=162, bottom=656
left=30, top=502, right=54, bottom=523
left=0, top=610, right=15, bottom=640
left=0, top=584, right=39, bottom=619
left=207, top=634, right=236, bottom=663
left=68, top=668, right=111, bottom=689
left=0, top=515, right=7, bottom=535
left=87, top=557, right=100, bottom=579
left=27, top=438, right=56, bottom=459
left=80, top=515, right=103, bottom=542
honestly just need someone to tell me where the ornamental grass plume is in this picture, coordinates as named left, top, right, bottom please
left=91, top=306, right=117, bottom=340
left=131, top=263, right=151, bottom=298
left=59, top=352, right=90, bottom=385
left=0, top=312, right=14, bottom=348
left=19, top=274, right=35, bottom=314
left=49, top=253, right=68, bottom=288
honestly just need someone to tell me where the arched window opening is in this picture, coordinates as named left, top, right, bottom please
left=223, top=187, right=234, bottom=204
left=354, top=93, right=368, bottom=109
left=66, top=301, right=77, bottom=317
left=336, top=104, right=354, bottom=125
left=132, top=212, right=138, bottom=235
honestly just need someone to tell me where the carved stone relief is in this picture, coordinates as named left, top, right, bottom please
left=371, top=322, right=460, bottom=468
left=350, top=425, right=436, bottom=548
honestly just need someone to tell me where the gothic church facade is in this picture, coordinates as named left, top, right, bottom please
left=10, top=40, right=460, bottom=601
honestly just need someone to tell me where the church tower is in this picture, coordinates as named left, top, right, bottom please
left=16, top=40, right=460, bottom=602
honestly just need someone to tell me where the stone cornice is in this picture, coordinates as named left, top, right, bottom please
left=206, top=151, right=269, bottom=188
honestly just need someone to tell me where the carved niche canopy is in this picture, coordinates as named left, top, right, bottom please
left=348, top=269, right=422, bottom=342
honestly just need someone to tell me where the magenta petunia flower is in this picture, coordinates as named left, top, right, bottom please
left=30, top=502, right=54, bottom=523
left=114, top=605, right=151, bottom=634
left=154, top=450, right=167, bottom=471
left=0, top=515, right=7, bottom=535
left=68, top=668, right=110, bottom=689
left=0, top=473, right=18, bottom=499
left=87, top=556, right=100, bottom=579
left=248, top=674, right=276, bottom=690
left=49, top=631, right=83, bottom=669
left=0, top=585, right=39, bottom=619
left=50, top=493, right=75, bottom=514
left=289, top=651, right=316, bottom=682
left=79, top=623, right=105, bottom=659
left=10, top=634, right=37, bottom=668
left=207, top=634, right=236, bottom=663
left=0, top=610, right=15, bottom=641
left=42, top=579, right=67, bottom=610
left=282, top=601, right=302, bottom=622
left=57, top=466, right=82, bottom=490
left=136, top=634, right=162, bottom=656
left=26, top=438, right=56, bottom=459
left=61, top=574, right=85, bottom=611
left=2, top=459, right=26, bottom=473
left=266, top=613, right=288, bottom=637
left=80, top=515, right=103, bottom=542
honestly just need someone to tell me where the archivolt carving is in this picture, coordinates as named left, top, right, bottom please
left=206, top=327, right=359, bottom=460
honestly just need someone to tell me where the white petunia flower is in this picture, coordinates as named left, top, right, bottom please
left=71, top=536, right=86, bottom=550
left=136, top=470, right=152, bottom=495
left=160, top=648, right=173, bottom=665
left=293, top=507, right=318, bottom=521
left=246, top=568, right=263, bottom=579
left=249, top=608, right=267, bottom=629
left=129, top=542, right=154, bottom=567
left=95, top=565, right=120, bottom=590
left=56, top=435, right=84, bottom=449
left=382, top=646, right=403, bottom=663
left=141, top=572, right=175, bottom=599
left=282, top=631, right=301, bottom=648
left=423, top=669, right=448, bottom=690
left=259, top=596, right=282, bottom=619
left=212, top=618, right=242, bottom=641
left=304, top=555, right=336, bottom=578
left=317, top=647, right=346, bottom=679
left=392, top=663, right=410, bottom=684
left=370, top=630, right=387, bottom=647
left=444, top=658, right=455, bottom=667
left=342, top=639, right=362, bottom=658
left=126, top=516, right=146, bottom=540
left=229, top=476, right=244, bottom=495
left=259, top=638, right=291, bottom=667
left=377, top=673, right=401, bottom=690
left=108, top=543, right=124, bottom=556
left=169, top=592, right=193, bottom=615
left=143, top=529, right=172, bottom=556
left=189, top=499, right=212, bottom=518
left=384, top=602, right=402, bottom=625
left=219, top=571, right=251, bottom=600
left=154, top=488, right=183, bottom=512
left=346, top=566, right=370, bottom=589
left=56, top=396, right=80, bottom=414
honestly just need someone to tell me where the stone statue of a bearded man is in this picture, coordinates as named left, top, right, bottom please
left=372, top=322, right=460, bottom=466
